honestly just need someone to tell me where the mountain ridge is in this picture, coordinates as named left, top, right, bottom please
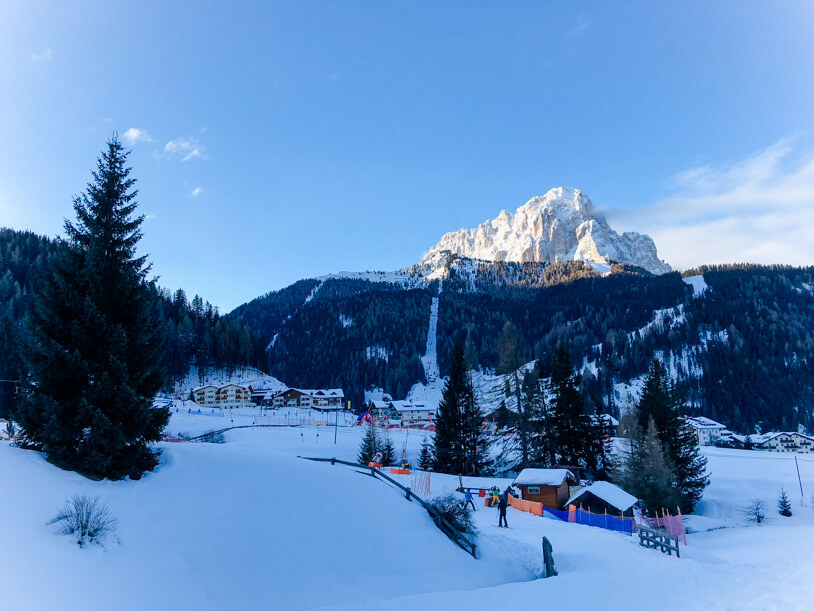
left=421, top=187, right=671, bottom=276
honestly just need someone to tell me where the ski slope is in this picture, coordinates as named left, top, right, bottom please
left=3, top=411, right=814, bottom=610
left=407, top=285, right=445, bottom=407
left=0, top=423, right=531, bottom=611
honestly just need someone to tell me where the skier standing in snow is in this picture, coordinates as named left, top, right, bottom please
left=464, top=489, right=477, bottom=511
left=498, top=491, right=508, bottom=527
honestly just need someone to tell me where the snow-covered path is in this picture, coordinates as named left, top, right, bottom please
left=408, top=284, right=445, bottom=406
left=421, top=295, right=440, bottom=384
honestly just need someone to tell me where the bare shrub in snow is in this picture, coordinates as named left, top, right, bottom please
left=741, top=499, right=767, bottom=524
left=4, top=420, right=17, bottom=440
left=429, top=494, right=478, bottom=540
left=49, top=494, right=118, bottom=547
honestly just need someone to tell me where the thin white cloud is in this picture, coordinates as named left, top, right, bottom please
left=164, top=137, right=207, bottom=162
left=30, top=48, right=52, bottom=63
left=567, top=21, right=590, bottom=37
left=189, top=187, right=203, bottom=198
left=609, top=139, right=814, bottom=270
left=122, top=127, right=154, bottom=145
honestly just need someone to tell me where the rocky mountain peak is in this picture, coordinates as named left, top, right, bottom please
left=420, top=187, right=671, bottom=275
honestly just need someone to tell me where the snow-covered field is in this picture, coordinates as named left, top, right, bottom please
left=2, top=409, right=814, bottom=610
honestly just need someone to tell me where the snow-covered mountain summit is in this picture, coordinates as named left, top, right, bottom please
left=421, top=187, right=671, bottom=275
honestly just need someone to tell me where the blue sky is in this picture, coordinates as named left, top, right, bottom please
left=2, top=1, right=813, bottom=311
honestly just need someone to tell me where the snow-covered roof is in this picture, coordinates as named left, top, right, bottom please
left=389, top=400, right=436, bottom=412
left=272, top=388, right=344, bottom=399
left=367, top=400, right=390, bottom=409
left=192, top=385, right=217, bottom=392
left=513, top=468, right=575, bottom=487
left=758, top=432, right=814, bottom=443
left=686, top=416, right=727, bottom=430
left=592, top=414, right=619, bottom=428
left=566, top=481, right=637, bottom=512
left=310, top=389, right=344, bottom=398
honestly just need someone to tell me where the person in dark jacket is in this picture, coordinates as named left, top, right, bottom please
left=498, top=492, right=508, bottom=527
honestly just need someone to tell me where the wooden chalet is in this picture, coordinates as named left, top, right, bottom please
left=512, top=468, right=576, bottom=510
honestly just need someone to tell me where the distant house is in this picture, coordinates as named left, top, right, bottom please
left=215, top=384, right=251, bottom=408
left=512, top=468, right=576, bottom=510
left=755, top=432, right=814, bottom=454
left=684, top=416, right=728, bottom=446
left=272, top=389, right=313, bottom=409
left=271, top=388, right=345, bottom=411
left=192, top=383, right=251, bottom=408
left=566, top=481, right=637, bottom=517
left=389, top=400, right=437, bottom=423
left=192, top=385, right=218, bottom=406
left=309, top=389, right=345, bottom=411
left=365, top=400, right=394, bottom=419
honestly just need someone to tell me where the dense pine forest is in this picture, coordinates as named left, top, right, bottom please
left=0, top=227, right=266, bottom=418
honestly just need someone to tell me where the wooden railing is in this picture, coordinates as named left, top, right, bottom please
left=298, top=456, right=477, bottom=558
left=638, top=525, right=680, bottom=558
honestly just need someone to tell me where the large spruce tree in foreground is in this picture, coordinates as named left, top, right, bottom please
left=16, top=138, right=169, bottom=479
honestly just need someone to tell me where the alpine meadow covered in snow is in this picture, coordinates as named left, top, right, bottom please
left=3, top=2, right=814, bottom=610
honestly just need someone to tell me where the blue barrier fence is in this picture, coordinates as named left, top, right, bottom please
left=543, top=507, right=635, bottom=535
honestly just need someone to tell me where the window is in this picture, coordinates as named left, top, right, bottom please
left=527, top=487, right=541, bottom=494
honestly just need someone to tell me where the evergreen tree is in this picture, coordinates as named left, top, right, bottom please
left=358, top=425, right=378, bottom=464
left=585, top=411, right=613, bottom=481
left=496, top=322, right=531, bottom=467
left=460, top=362, right=492, bottom=476
left=433, top=345, right=467, bottom=474
left=418, top=437, right=434, bottom=471
left=549, top=346, right=590, bottom=467
left=15, top=138, right=169, bottom=479
left=636, top=359, right=708, bottom=512
left=433, top=344, right=489, bottom=475
left=621, top=419, right=680, bottom=516
left=380, top=430, right=396, bottom=466
left=778, top=487, right=792, bottom=517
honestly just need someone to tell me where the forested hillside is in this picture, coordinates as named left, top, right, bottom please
left=5, top=225, right=813, bottom=433
left=233, top=259, right=814, bottom=433
left=0, top=228, right=267, bottom=417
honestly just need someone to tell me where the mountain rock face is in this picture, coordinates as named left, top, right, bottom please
left=421, top=187, right=671, bottom=275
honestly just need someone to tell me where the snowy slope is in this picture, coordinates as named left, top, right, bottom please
left=407, top=285, right=446, bottom=407
left=3, top=413, right=814, bottom=610
left=0, top=426, right=532, bottom=611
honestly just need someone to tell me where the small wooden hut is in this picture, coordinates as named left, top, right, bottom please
left=565, top=481, right=637, bottom=517
left=512, top=468, right=576, bottom=509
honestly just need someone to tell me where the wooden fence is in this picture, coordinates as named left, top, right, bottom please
left=638, top=525, right=680, bottom=558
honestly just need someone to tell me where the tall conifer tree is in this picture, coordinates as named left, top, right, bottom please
left=16, top=138, right=168, bottom=479
left=434, top=344, right=490, bottom=475
left=637, top=359, right=708, bottom=512
left=549, top=345, right=590, bottom=467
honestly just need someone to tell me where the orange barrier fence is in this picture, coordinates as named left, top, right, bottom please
left=508, top=494, right=543, bottom=516
left=390, top=468, right=410, bottom=475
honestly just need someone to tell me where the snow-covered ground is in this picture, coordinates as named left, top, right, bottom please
left=683, top=274, right=709, bottom=297
left=3, top=410, right=814, bottom=610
